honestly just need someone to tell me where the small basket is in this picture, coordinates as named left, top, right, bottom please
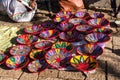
left=45, top=48, right=72, bottom=69
left=52, top=41, right=74, bottom=52
left=77, top=43, right=103, bottom=58
left=0, top=52, right=8, bottom=65
left=16, top=34, right=38, bottom=45
left=24, top=25, right=42, bottom=34
left=85, top=32, right=110, bottom=43
left=10, top=45, right=31, bottom=56
left=94, top=27, right=113, bottom=35
left=34, top=41, right=53, bottom=50
left=39, top=30, right=59, bottom=39
left=69, top=18, right=88, bottom=26
left=54, top=11, right=72, bottom=22
left=88, top=18, right=110, bottom=28
left=29, top=49, right=46, bottom=60
left=75, top=11, right=90, bottom=18
left=70, top=55, right=98, bottom=72
left=57, top=21, right=74, bottom=31
left=6, top=56, right=29, bottom=70
left=76, top=24, right=94, bottom=34
left=59, top=30, right=81, bottom=42
left=90, top=13, right=104, bottom=18
left=27, top=59, right=48, bottom=73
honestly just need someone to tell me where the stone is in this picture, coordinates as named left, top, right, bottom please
left=0, top=68, right=23, bottom=79
left=111, top=28, right=117, bottom=35
left=38, top=77, right=63, bottom=80
left=103, top=12, right=112, bottom=20
left=107, top=62, right=120, bottom=76
left=108, top=74, right=120, bottom=80
left=107, top=62, right=120, bottom=80
left=113, top=36, right=120, bottom=46
left=0, top=77, right=18, bottom=80
left=39, top=69, right=59, bottom=78
left=86, top=61, right=105, bottom=80
left=87, top=70, right=105, bottom=80
left=19, top=72, right=38, bottom=80
left=58, top=70, right=85, bottom=80
left=99, top=52, right=120, bottom=62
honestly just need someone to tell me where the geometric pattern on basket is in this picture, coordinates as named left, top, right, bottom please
left=10, top=45, right=31, bottom=56
left=85, top=33, right=110, bottom=43
left=16, top=34, right=38, bottom=45
left=70, top=55, right=98, bottom=72
left=52, top=41, right=74, bottom=52
left=45, top=48, right=72, bottom=68
left=77, top=43, right=103, bottom=58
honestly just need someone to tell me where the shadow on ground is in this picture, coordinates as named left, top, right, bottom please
left=98, top=60, right=120, bottom=80
left=105, top=47, right=120, bottom=56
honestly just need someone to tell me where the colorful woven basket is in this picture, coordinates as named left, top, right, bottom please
left=6, top=56, right=29, bottom=70
left=16, top=34, right=38, bottom=45
left=88, top=18, right=109, bottom=27
left=59, top=30, right=80, bottom=42
left=57, top=21, right=74, bottom=31
left=76, top=24, right=94, bottom=33
left=45, top=48, right=72, bottom=69
left=52, top=41, right=74, bottom=52
left=77, top=43, right=103, bottom=58
left=39, top=30, right=59, bottom=39
left=34, top=41, right=52, bottom=50
left=94, top=27, right=113, bottom=35
left=70, top=55, right=98, bottom=72
left=10, top=45, right=31, bottom=56
left=85, top=32, right=110, bottom=43
left=29, top=50, right=45, bottom=60
left=0, top=52, right=7, bottom=65
left=69, top=18, right=88, bottom=25
left=90, top=13, right=104, bottom=18
left=27, top=59, right=47, bottom=73
left=24, top=25, right=42, bottom=34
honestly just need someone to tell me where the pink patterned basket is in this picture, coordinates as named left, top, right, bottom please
left=29, top=49, right=46, bottom=60
left=45, top=48, right=72, bottom=69
left=34, top=41, right=53, bottom=50
left=57, top=21, right=74, bottom=31
left=76, top=24, right=94, bottom=33
left=6, top=56, right=29, bottom=70
left=54, top=11, right=72, bottom=22
left=27, top=59, right=48, bottom=73
left=70, top=55, right=98, bottom=72
left=77, top=43, right=103, bottom=58
left=39, top=30, right=59, bottom=39
left=69, top=18, right=88, bottom=25
left=0, top=52, right=8, bottom=65
left=24, top=25, right=42, bottom=34
left=16, top=34, right=38, bottom=45
left=59, top=30, right=81, bottom=42
left=10, top=45, right=31, bottom=56
left=90, top=13, right=104, bottom=18
left=88, top=18, right=110, bottom=28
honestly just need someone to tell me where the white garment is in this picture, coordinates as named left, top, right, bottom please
left=0, top=0, right=37, bottom=22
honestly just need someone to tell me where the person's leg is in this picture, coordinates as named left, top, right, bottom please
left=110, top=0, right=117, bottom=17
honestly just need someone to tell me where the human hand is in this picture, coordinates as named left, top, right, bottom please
left=29, top=0, right=37, bottom=9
